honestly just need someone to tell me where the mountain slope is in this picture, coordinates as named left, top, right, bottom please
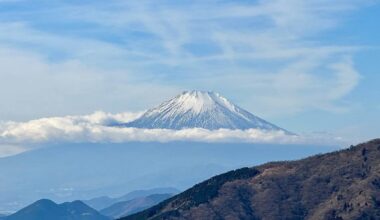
left=100, top=194, right=173, bottom=218
left=124, top=91, right=288, bottom=131
left=122, top=139, right=380, bottom=220
left=5, top=199, right=110, bottom=220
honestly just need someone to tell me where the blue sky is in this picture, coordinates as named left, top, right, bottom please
left=0, top=0, right=379, bottom=143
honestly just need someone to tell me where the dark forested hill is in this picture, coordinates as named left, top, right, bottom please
left=122, top=139, right=380, bottom=220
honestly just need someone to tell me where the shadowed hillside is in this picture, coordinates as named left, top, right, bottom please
left=122, top=139, right=380, bottom=220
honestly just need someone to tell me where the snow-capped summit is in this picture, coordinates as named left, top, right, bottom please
left=124, top=90, right=288, bottom=131
left=150, top=90, right=237, bottom=115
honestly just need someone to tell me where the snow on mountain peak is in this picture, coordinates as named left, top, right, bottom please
left=123, top=90, right=290, bottom=132
left=162, top=90, right=236, bottom=115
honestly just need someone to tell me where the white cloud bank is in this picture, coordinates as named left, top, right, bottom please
left=0, top=111, right=345, bottom=158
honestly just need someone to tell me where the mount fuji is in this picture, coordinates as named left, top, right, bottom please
left=123, top=91, right=289, bottom=132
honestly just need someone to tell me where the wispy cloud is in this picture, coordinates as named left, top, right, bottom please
left=0, top=0, right=371, bottom=120
left=0, top=45, right=180, bottom=120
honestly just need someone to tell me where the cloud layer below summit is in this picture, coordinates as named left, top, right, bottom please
left=0, top=111, right=346, bottom=157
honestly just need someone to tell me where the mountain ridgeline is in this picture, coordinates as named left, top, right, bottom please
left=100, top=194, right=173, bottom=219
left=4, top=199, right=109, bottom=220
left=83, top=188, right=179, bottom=211
left=123, top=90, right=289, bottom=132
left=122, top=139, right=380, bottom=220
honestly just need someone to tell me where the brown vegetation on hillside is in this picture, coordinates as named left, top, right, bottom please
left=122, top=139, right=380, bottom=220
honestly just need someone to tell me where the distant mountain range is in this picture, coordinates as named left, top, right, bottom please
left=83, top=187, right=179, bottom=211
left=3, top=199, right=109, bottom=220
left=0, top=142, right=337, bottom=214
left=3, top=188, right=178, bottom=220
left=122, top=139, right=380, bottom=220
left=100, top=194, right=172, bottom=219
left=123, top=90, right=288, bottom=132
